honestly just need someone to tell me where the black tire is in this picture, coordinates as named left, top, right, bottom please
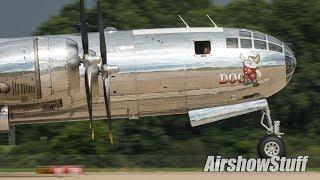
left=257, top=135, right=286, bottom=158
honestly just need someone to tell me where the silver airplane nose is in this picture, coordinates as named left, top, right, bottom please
left=284, top=44, right=297, bottom=82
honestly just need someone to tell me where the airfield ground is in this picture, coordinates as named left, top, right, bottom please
left=0, top=172, right=320, bottom=180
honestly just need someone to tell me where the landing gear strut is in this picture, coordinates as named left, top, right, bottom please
left=258, top=107, right=286, bottom=158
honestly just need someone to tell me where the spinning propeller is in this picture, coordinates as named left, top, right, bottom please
left=79, top=0, right=119, bottom=144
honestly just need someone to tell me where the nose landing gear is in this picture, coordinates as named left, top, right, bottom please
left=258, top=135, right=286, bottom=158
left=258, top=107, right=286, bottom=158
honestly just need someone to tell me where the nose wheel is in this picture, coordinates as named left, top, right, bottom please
left=258, top=106, right=286, bottom=158
left=258, top=135, right=286, bottom=158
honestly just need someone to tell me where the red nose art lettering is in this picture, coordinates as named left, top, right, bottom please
left=229, top=73, right=237, bottom=84
left=219, top=74, right=228, bottom=84
left=219, top=73, right=245, bottom=84
left=238, top=73, right=245, bottom=83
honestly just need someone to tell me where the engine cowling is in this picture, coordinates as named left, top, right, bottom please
left=0, top=37, right=80, bottom=103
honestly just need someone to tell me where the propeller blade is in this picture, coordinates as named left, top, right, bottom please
left=80, top=0, right=95, bottom=141
left=102, top=74, right=113, bottom=145
left=97, top=0, right=113, bottom=145
left=84, top=69, right=94, bottom=141
left=97, top=0, right=107, bottom=65
left=80, top=0, right=89, bottom=55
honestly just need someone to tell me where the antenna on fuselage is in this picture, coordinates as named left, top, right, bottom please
left=207, top=14, right=218, bottom=28
left=178, top=15, right=190, bottom=28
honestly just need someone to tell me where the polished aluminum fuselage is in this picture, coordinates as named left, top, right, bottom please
left=0, top=27, right=294, bottom=124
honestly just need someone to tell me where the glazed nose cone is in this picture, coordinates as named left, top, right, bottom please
left=284, top=44, right=296, bottom=82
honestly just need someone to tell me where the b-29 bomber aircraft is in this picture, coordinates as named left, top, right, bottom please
left=0, top=0, right=296, bottom=158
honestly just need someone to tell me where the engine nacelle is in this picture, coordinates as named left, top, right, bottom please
left=0, top=37, right=80, bottom=103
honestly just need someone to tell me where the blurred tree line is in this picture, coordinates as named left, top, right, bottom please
left=0, top=0, right=319, bottom=168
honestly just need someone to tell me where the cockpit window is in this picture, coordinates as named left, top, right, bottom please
left=226, top=38, right=239, bottom=48
left=240, top=39, right=252, bottom=49
left=253, top=33, right=266, bottom=40
left=268, top=43, right=283, bottom=53
left=239, top=30, right=251, bottom=38
left=254, top=40, right=267, bottom=49
left=194, top=41, right=211, bottom=55
left=267, top=36, right=282, bottom=46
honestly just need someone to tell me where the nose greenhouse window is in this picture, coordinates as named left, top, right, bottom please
left=285, top=55, right=295, bottom=76
left=254, top=40, right=267, bottom=49
left=268, top=43, right=283, bottom=53
left=253, top=33, right=266, bottom=40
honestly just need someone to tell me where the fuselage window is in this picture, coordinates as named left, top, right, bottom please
left=226, top=38, right=239, bottom=48
left=240, top=39, right=252, bottom=49
left=268, top=43, right=283, bottom=52
left=253, top=33, right=266, bottom=40
left=239, top=30, right=251, bottom=38
left=194, top=41, right=211, bottom=55
left=254, top=40, right=267, bottom=49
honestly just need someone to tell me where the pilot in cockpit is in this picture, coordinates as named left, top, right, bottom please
left=203, top=47, right=211, bottom=54
left=201, top=47, right=211, bottom=57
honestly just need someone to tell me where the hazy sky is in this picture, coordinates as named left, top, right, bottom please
left=0, top=0, right=94, bottom=38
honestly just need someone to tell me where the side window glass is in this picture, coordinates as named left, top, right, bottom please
left=268, top=43, right=283, bottom=52
left=226, top=38, right=239, bottom=48
left=194, top=41, right=211, bottom=55
left=254, top=40, right=267, bottom=49
left=240, top=39, right=252, bottom=49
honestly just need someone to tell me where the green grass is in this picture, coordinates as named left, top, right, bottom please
left=308, top=168, right=320, bottom=172
left=0, top=146, right=12, bottom=154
